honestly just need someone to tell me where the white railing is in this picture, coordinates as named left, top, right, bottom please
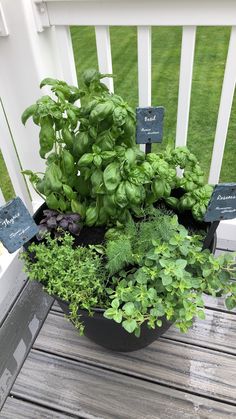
left=0, top=0, right=236, bottom=304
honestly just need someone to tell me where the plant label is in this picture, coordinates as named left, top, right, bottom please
left=136, top=106, right=165, bottom=144
left=0, top=197, right=38, bottom=253
left=204, top=183, right=236, bottom=222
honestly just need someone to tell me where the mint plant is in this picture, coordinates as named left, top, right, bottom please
left=22, top=69, right=213, bottom=225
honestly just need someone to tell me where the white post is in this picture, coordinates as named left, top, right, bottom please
left=208, top=26, right=236, bottom=184
left=52, top=26, right=78, bottom=86
left=175, top=26, right=196, bottom=147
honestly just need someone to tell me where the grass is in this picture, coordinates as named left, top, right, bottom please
left=71, top=26, right=236, bottom=182
left=0, top=150, right=14, bottom=201
left=1, top=26, right=235, bottom=201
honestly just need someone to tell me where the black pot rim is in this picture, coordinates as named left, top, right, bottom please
left=53, top=294, right=106, bottom=314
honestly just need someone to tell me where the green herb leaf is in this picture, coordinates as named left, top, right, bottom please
left=122, top=319, right=137, bottom=333
left=21, top=104, right=37, bottom=125
left=123, top=302, right=135, bottom=316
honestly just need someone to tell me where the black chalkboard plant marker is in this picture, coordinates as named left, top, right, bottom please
left=136, top=106, right=165, bottom=154
left=202, top=183, right=236, bottom=250
left=0, top=197, right=38, bottom=253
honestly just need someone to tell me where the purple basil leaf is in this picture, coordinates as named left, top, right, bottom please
left=47, top=217, right=57, bottom=228
left=59, top=219, right=69, bottom=229
left=68, top=213, right=80, bottom=222
left=68, top=223, right=81, bottom=235
left=43, top=209, right=58, bottom=217
left=39, top=217, right=47, bottom=224
left=56, top=214, right=64, bottom=221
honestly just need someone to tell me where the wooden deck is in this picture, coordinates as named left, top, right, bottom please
left=0, top=242, right=236, bottom=418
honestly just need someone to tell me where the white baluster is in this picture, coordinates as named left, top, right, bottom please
left=137, top=26, right=152, bottom=152
left=95, top=26, right=114, bottom=92
left=176, top=26, right=196, bottom=147
left=209, top=26, right=236, bottom=184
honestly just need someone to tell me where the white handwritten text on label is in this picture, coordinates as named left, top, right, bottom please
left=0, top=213, right=20, bottom=228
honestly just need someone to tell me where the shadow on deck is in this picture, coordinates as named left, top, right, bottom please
left=0, top=239, right=236, bottom=418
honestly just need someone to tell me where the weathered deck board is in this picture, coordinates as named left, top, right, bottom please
left=0, top=397, right=74, bottom=419
left=0, top=282, right=53, bottom=409
left=38, top=309, right=236, bottom=357
left=51, top=301, right=62, bottom=313
left=165, top=309, right=236, bottom=354
left=33, top=312, right=236, bottom=404
left=10, top=350, right=236, bottom=419
left=203, top=294, right=236, bottom=313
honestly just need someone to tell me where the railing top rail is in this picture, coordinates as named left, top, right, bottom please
left=43, top=0, right=234, bottom=4
left=42, top=0, right=236, bottom=26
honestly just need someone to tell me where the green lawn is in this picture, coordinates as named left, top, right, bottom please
left=1, top=26, right=236, bottom=201
left=0, top=150, right=14, bottom=201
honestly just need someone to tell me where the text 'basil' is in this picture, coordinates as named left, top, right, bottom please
left=136, top=106, right=165, bottom=145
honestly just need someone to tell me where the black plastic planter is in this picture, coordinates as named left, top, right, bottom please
left=55, top=296, right=172, bottom=352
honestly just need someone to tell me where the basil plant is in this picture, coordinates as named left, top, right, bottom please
left=22, top=69, right=213, bottom=226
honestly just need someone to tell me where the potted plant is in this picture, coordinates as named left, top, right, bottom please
left=21, top=209, right=236, bottom=351
left=20, top=69, right=236, bottom=352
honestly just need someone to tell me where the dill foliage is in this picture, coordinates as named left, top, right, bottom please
left=105, top=209, right=177, bottom=275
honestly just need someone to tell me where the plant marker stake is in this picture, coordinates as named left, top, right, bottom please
left=145, top=142, right=152, bottom=154
left=202, top=221, right=219, bottom=250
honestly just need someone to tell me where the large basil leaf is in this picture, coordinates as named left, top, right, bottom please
left=103, top=162, right=121, bottom=192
